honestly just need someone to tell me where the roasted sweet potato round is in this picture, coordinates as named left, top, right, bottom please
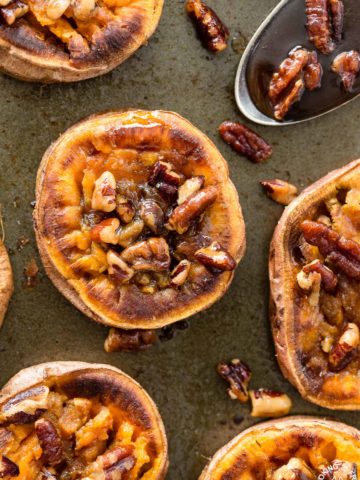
left=0, top=240, right=13, bottom=327
left=199, top=416, right=360, bottom=479
left=34, top=110, right=245, bottom=330
left=0, top=361, right=168, bottom=478
left=270, top=159, right=360, bottom=409
left=0, top=0, right=163, bottom=83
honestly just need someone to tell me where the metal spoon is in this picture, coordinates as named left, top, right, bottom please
left=234, top=0, right=360, bottom=126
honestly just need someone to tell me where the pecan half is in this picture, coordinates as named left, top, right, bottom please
left=273, top=458, right=314, bottom=480
left=219, top=121, right=272, bottom=163
left=90, top=218, right=120, bottom=245
left=305, top=0, right=344, bottom=54
left=121, top=237, right=171, bottom=272
left=217, top=359, right=252, bottom=402
left=91, top=171, right=116, bottom=213
left=186, top=0, right=229, bottom=53
left=148, top=161, right=183, bottom=202
left=107, top=250, right=134, bottom=285
left=249, top=389, right=292, bottom=417
left=167, top=186, right=217, bottom=234
left=35, top=418, right=63, bottom=466
left=329, top=323, right=360, bottom=371
left=261, top=179, right=298, bottom=206
left=0, top=0, right=28, bottom=25
left=140, top=199, right=164, bottom=233
left=332, top=51, right=360, bottom=92
left=104, top=328, right=158, bottom=352
left=302, top=259, right=338, bottom=293
left=170, top=260, right=191, bottom=286
left=177, top=176, right=205, bottom=205
left=301, top=221, right=360, bottom=279
left=195, top=241, right=236, bottom=271
left=0, top=456, right=19, bottom=477
left=268, top=48, right=322, bottom=120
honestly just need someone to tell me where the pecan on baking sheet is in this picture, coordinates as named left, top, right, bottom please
left=305, top=0, right=344, bottom=54
left=186, top=0, right=229, bottom=52
left=219, top=121, right=272, bottom=163
left=332, top=51, right=360, bottom=92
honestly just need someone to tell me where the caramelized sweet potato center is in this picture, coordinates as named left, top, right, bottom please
left=294, top=183, right=360, bottom=391
left=0, top=381, right=154, bottom=479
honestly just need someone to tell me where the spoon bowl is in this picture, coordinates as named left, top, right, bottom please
left=235, top=0, right=360, bottom=126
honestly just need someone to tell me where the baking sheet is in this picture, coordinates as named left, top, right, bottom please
left=0, top=1, right=360, bottom=479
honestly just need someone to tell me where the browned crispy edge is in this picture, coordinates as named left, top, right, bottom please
left=0, top=240, right=13, bottom=328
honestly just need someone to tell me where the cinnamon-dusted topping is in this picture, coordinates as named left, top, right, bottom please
left=217, top=359, right=251, bottom=402
left=261, top=179, right=298, bottom=206
left=272, top=458, right=314, bottom=480
left=268, top=48, right=322, bottom=120
left=305, top=0, right=344, bottom=54
left=91, top=171, right=116, bottom=213
left=104, top=328, right=158, bottom=352
left=219, top=121, right=272, bottom=163
left=195, top=241, right=236, bottom=271
left=186, top=0, right=229, bottom=53
left=249, top=389, right=292, bottom=417
left=167, top=187, right=217, bottom=234
left=329, top=323, right=360, bottom=371
left=35, top=418, right=63, bottom=466
left=332, top=51, right=360, bottom=92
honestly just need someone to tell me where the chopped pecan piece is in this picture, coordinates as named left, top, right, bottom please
left=273, top=458, right=314, bottom=480
left=269, top=48, right=322, bottom=120
left=91, top=171, right=116, bottom=213
left=35, top=418, right=63, bottom=466
left=170, top=260, right=191, bottom=286
left=296, top=267, right=321, bottom=306
left=302, top=259, right=338, bottom=293
left=249, top=389, right=292, bottom=417
left=140, top=199, right=164, bottom=233
left=0, top=0, right=28, bottom=25
left=107, top=250, right=134, bottom=285
left=148, top=161, right=183, bottom=201
left=332, top=51, right=360, bottom=92
left=0, top=456, right=19, bottom=477
left=75, top=407, right=113, bottom=450
left=104, top=328, right=158, bottom=352
left=177, top=176, right=205, bottom=205
left=121, top=237, right=171, bottom=272
left=1, top=386, right=49, bottom=424
left=115, top=196, right=135, bottom=224
left=301, top=221, right=360, bottom=279
left=219, top=121, right=272, bottom=163
left=167, top=186, right=217, bottom=234
left=195, top=241, right=236, bottom=271
left=58, top=398, right=92, bottom=438
left=0, top=429, right=12, bottom=450
left=116, top=218, right=144, bottom=248
left=85, top=446, right=135, bottom=479
left=329, top=323, right=360, bottom=371
left=24, top=258, right=39, bottom=288
left=261, top=179, right=298, bottom=206
left=305, top=0, right=344, bottom=54
left=186, top=0, right=229, bottom=53
left=90, top=218, right=120, bottom=245
left=217, top=359, right=252, bottom=402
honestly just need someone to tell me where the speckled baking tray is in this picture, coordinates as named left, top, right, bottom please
left=0, top=1, right=360, bottom=479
